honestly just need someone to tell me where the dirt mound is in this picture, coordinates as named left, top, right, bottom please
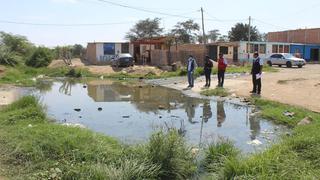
left=49, top=58, right=85, bottom=68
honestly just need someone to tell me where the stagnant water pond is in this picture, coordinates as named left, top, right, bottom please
left=2, top=79, right=288, bottom=153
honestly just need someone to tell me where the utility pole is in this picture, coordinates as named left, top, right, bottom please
left=247, top=16, right=251, bottom=60
left=201, top=7, right=206, bottom=45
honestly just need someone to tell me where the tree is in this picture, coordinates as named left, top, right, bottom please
left=26, top=47, right=53, bottom=68
left=125, top=18, right=163, bottom=41
left=72, top=44, right=84, bottom=58
left=228, top=23, right=260, bottom=41
left=171, top=19, right=200, bottom=44
left=0, top=31, right=33, bottom=56
left=217, top=35, right=229, bottom=42
left=207, top=29, right=220, bottom=43
left=0, top=46, right=19, bottom=66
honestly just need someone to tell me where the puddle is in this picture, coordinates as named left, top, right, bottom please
left=19, top=79, right=287, bottom=153
left=0, top=86, right=33, bottom=107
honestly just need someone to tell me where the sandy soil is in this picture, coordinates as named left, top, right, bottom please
left=162, top=65, right=320, bottom=113
left=49, top=59, right=164, bottom=76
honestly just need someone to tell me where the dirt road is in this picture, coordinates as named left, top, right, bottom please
left=164, top=65, right=320, bottom=113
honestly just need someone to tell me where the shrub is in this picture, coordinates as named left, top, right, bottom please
left=65, top=68, right=82, bottom=78
left=26, top=47, right=53, bottom=68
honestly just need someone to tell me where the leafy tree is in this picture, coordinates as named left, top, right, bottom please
left=26, top=47, right=53, bottom=68
left=228, top=23, right=260, bottom=41
left=72, top=44, right=84, bottom=58
left=125, top=18, right=163, bottom=41
left=0, top=31, right=33, bottom=56
left=217, top=35, right=229, bottom=42
left=0, top=46, right=20, bottom=66
left=171, top=19, right=200, bottom=44
left=207, top=29, right=220, bottom=42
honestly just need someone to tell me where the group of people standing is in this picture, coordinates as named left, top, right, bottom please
left=186, top=52, right=263, bottom=95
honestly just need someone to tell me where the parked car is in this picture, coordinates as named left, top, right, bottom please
left=112, top=53, right=134, bottom=67
left=266, top=53, right=306, bottom=68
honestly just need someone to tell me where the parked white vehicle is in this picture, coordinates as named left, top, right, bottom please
left=266, top=53, right=306, bottom=68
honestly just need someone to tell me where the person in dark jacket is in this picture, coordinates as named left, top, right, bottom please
left=187, top=55, right=197, bottom=88
left=204, top=55, right=214, bottom=87
left=216, top=53, right=228, bottom=87
left=250, top=52, right=263, bottom=95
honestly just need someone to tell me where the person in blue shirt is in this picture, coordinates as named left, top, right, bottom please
left=186, top=55, right=197, bottom=88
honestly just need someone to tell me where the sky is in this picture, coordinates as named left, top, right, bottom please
left=0, top=0, right=319, bottom=47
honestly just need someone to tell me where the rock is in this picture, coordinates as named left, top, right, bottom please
left=98, top=107, right=103, bottom=111
left=31, top=77, right=37, bottom=82
left=297, top=116, right=313, bottom=126
left=158, top=105, right=165, bottom=110
left=138, top=85, right=143, bottom=88
left=139, top=77, right=144, bottom=80
left=231, top=93, right=237, bottom=98
left=74, top=108, right=81, bottom=112
left=174, top=82, right=178, bottom=85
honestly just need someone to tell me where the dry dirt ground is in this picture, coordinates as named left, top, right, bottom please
left=49, top=59, right=164, bottom=76
left=172, top=64, right=320, bottom=113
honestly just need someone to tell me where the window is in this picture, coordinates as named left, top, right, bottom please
left=279, top=45, right=284, bottom=53
left=272, top=45, right=278, bottom=53
left=121, top=43, right=129, bottom=53
left=103, top=43, right=115, bottom=55
left=254, top=44, right=259, bottom=53
left=284, top=45, right=289, bottom=53
left=270, top=54, right=277, bottom=58
left=259, top=44, right=266, bottom=54
left=219, top=46, right=228, bottom=54
left=155, top=44, right=161, bottom=50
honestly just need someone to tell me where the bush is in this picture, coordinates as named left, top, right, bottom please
left=26, top=47, right=53, bottom=68
left=0, top=46, right=20, bottom=66
left=65, top=68, right=82, bottom=78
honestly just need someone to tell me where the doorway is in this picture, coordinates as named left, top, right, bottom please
left=208, top=45, right=217, bottom=60
left=310, top=48, right=320, bottom=61
left=233, top=47, right=238, bottom=62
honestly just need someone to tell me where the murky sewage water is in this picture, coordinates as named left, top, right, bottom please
left=3, top=79, right=288, bottom=153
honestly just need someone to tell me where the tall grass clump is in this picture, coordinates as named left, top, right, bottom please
left=146, top=130, right=197, bottom=179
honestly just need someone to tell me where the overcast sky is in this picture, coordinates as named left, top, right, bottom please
left=0, top=0, right=319, bottom=47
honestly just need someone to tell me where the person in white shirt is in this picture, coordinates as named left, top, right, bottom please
left=186, top=55, right=197, bottom=88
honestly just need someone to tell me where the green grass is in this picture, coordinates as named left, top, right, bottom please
left=0, top=96, right=197, bottom=179
left=0, top=65, right=94, bottom=86
left=201, top=87, right=230, bottom=97
left=202, top=98, right=320, bottom=179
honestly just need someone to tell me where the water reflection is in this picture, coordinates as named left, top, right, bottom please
left=33, top=79, right=287, bottom=152
left=217, top=101, right=226, bottom=127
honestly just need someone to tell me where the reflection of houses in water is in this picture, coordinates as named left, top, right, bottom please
left=87, top=82, right=203, bottom=113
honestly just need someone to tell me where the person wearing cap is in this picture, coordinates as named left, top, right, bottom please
left=186, top=55, right=197, bottom=88
left=203, top=55, right=214, bottom=87
left=250, top=52, right=263, bottom=94
left=217, top=53, right=228, bottom=87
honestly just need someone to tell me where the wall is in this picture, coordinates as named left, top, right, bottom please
left=86, top=43, right=97, bottom=64
left=268, top=29, right=320, bottom=44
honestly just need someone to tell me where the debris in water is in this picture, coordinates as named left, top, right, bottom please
left=139, top=77, right=144, bottom=80
left=100, top=76, right=104, bottom=80
left=247, top=139, right=263, bottom=146
left=98, top=107, right=103, bottom=111
left=74, top=108, right=81, bottom=112
left=283, top=111, right=295, bottom=117
left=63, top=123, right=86, bottom=128
left=138, top=85, right=143, bottom=88
left=158, top=105, right=165, bottom=110
left=174, top=82, right=178, bottom=85
left=83, top=85, right=87, bottom=88
left=79, top=116, right=82, bottom=118
left=297, top=116, right=313, bottom=126
left=122, top=115, right=130, bottom=118
left=159, top=116, right=162, bottom=119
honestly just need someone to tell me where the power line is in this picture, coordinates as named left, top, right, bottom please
left=0, top=20, right=135, bottom=26
left=252, top=18, right=289, bottom=30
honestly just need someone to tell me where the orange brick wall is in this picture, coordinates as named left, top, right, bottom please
left=268, top=28, right=320, bottom=44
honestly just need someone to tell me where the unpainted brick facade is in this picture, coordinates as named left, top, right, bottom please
left=268, top=28, right=320, bottom=44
